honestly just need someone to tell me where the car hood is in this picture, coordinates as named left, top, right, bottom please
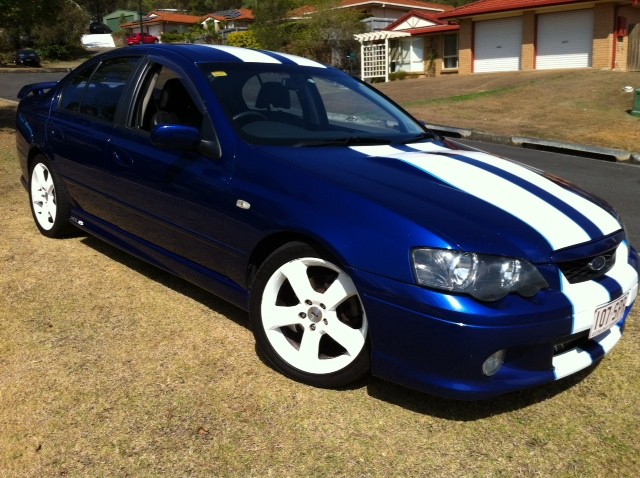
left=250, top=140, right=622, bottom=264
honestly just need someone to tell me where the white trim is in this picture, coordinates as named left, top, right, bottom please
left=354, top=31, right=410, bottom=42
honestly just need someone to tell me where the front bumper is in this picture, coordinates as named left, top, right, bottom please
left=354, top=244, right=639, bottom=400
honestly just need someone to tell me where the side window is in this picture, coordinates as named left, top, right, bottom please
left=133, top=64, right=203, bottom=131
left=81, top=57, right=140, bottom=122
left=59, top=57, right=139, bottom=121
left=59, top=66, right=95, bottom=112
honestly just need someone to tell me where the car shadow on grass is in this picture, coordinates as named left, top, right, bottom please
left=366, top=365, right=598, bottom=419
left=78, top=233, right=601, bottom=416
left=0, top=104, right=16, bottom=131
left=79, top=235, right=248, bottom=328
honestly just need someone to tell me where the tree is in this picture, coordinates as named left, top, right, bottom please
left=252, top=0, right=301, bottom=51
left=287, top=4, right=364, bottom=67
left=32, top=2, right=89, bottom=59
left=0, top=0, right=65, bottom=48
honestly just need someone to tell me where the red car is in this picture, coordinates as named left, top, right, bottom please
left=126, top=32, right=159, bottom=46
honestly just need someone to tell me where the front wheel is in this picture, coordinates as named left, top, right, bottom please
left=28, top=155, right=74, bottom=238
left=250, top=242, right=370, bottom=388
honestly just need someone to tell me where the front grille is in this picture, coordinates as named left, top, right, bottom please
left=553, top=331, right=590, bottom=355
left=557, top=248, right=616, bottom=284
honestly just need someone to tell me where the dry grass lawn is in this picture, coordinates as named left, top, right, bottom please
left=1, top=93, right=640, bottom=477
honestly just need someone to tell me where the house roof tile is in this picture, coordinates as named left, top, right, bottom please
left=439, top=0, right=593, bottom=19
left=121, top=11, right=202, bottom=28
left=290, top=0, right=453, bottom=18
left=146, top=11, right=202, bottom=24
left=202, top=8, right=254, bottom=22
left=339, top=0, right=453, bottom=10
left=383, top=9, right=459, bottom=35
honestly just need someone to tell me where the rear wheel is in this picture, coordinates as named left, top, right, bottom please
left=250, top=242, right=369, bottom=388
left=28, top=155, right=74, bottom=238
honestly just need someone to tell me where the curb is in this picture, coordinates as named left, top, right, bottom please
left=427, top=123, right=640, bottom=165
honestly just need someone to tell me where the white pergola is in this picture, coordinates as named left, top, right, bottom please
left=354, top=30, right=410, bottom=82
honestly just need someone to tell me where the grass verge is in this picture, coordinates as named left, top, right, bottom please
left=2, top=101, right=640, bottom=477
left=377, top=69, right=640, bottom=153
left=403, top=85, right=521, bottom=107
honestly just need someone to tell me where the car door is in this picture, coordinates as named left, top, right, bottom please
left=103, top=60, right=238, bottom=277
left=47, top=55, right=142, bottom=219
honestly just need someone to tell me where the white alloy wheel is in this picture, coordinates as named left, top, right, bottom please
left=28, top=155, right=73, bottom=238
left=260, top=256, right=368, bottom=376
left=30, top=162, right=57, bottom=231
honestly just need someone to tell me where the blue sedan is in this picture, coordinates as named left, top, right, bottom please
left=16, top=45, right=639, bottom=399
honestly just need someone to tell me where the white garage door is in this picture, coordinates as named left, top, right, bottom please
left=474, top=17, right=523, bottom=73
left=536, top=10, right=594, bottom=70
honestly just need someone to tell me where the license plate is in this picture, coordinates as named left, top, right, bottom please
left=590, top=293, right=628, bottom=339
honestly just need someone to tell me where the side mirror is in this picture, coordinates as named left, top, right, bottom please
left=150, top=124, right=201, bottom=150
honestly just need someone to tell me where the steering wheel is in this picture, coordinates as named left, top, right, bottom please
left=232, top=110, right=268, bottom=127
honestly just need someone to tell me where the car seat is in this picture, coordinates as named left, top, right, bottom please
left=152, top=78, right=202, bottom=128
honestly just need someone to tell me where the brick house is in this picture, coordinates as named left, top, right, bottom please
left=438, top=0, right=640, bottom=74
left=351, top=2, right=454, bottom=81
left=384, top=10, right=460, bottom=76
left=121, top=11, right=202, bottom=38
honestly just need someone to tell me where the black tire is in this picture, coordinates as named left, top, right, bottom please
left=250, top=242, right=370, bottom=388
left=28, top=154, right=74, bottom=238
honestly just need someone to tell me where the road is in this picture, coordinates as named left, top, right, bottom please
left=1, top=71, right=68, bottom=102
left=3, top=71, right=639, bottom=246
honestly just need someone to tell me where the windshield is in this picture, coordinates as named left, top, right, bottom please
left=201, top=63, right=426, bottom=146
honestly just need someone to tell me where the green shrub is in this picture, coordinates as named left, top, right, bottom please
left=389, top=70, right=408, bottom=81
left=159, top=32, right=184, bottom=44
left=0, top=52, right=13, bottom=66
left=161, top=26, right=219, bottom=44
left=226, top=31, right=260, bottom=49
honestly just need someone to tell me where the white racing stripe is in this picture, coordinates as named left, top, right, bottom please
left=201, top=45, right=281, bottom=63
left=200, top=45, right=326, bottom=67
left=561, top=276, right=611, bottom=333
left=607, top=243, right=640, bottom=302
left=560, top=242, right=638, bottom=333
left=552, top=325, right=622, bottom=379
left=406, top=141, right=451, bottom=153
left=351, top=145, right=592, bottom=250
left=272, top=51, right=326, bottom=68
left=445, top=150, right=621, bottom=236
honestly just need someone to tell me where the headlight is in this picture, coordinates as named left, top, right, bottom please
left=411, top=248, right=548, bottom=302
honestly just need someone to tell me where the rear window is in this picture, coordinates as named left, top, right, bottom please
left=59, top=57, right=140, bottom=122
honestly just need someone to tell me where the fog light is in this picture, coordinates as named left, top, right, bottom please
left=482, top=349, right=505, bottom=376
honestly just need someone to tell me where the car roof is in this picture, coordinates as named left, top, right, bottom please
left=111, top=44, right=328, bottom=69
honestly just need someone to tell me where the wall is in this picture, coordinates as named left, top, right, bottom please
left=592, top=3, right=616, bottom=69
left=521, top=11, right=535, bottom=70
left=616, top=5, right=640, bottom=71
left=457, top=18, right=473, bottom=74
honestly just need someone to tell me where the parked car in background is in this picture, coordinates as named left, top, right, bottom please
left=89, top=21, right=112, bottom=34
left=126, top=32, right=159, bottom=46
left=14, top=45, right=639, bottom=400
left=15, top=49, right=40, bottom=67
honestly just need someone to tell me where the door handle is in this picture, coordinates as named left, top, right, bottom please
left=113, top=150, right=134, bottom=167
